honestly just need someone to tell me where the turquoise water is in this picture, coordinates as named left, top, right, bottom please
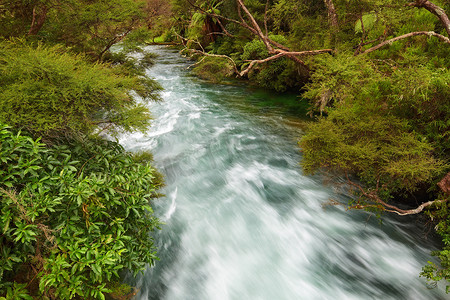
left=120, top=46, right=447, bottom=300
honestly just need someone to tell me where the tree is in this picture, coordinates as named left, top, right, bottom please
left=180, top=0, right=333, bottom=81
left=0, top=40, right=161, bottom=139
left=0, top=0, right=151, bottom=59
left=323, top=0, right=338, bottom=30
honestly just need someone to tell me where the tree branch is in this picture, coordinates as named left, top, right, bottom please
left=187, top=49, right=239, bottom=74
left=183, top=1, right=333, bottom=79
left=359, top=31, right=450, bottom=55
left=264, top=0, right=269, bottom=36
left=345, top=172, right=448, bottom=216
left=28, top=5, right=48, bottom=36
left=236, top=0, right=273, bottom=52
left=239, top=49, right=333, bottom=77
left=239, top=53, right=285, bottom=77
left=408, top=0, right=450, bottom=36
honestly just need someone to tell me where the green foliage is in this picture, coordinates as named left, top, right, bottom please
left=0, top=283, right=33, bottom=300
left=241, top=35, right=288, bottom=61
left=187, top=12, right=206, bottom=41
left=105, top=281, right=136, bottom=299
left=240, top=35, right=302, bottom=91
left=0, top=124, right=163, bottom=299
left=304, top=53, right=450, bottom=154
left=421, top=199, right=450, bottom=293
left=301, top=48, right=450, bottom=291
left=0, top=0, right=149, bottom=59
left=0, top=1, right=165, bottom=299
left=253, top=58, right=304, bottom=92
left=241, top=39, right=269, bottom=61
left=303, top=53, right=378, bottom=113
left=355, top=12, right=377, bottom=34
left=300, top=109, right=445, bottom=195
left=0, top=40, right=161, bottom=138
left=49, top=0, right=148, bottom=58
left=192, top=56, right=236, bottom=83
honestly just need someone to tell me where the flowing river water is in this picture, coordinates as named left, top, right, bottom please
left=120, top=46, right=447, bottom=300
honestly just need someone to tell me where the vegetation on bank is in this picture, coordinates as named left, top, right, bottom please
left=147, top=0, right=449, bottom=292
left=0, top=125, right=163, bottom=299
left=0, top=0, right=164, bottom=299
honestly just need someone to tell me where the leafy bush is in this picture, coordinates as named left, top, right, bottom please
left=422, top=198, right=450, bottom=293
left=0, top=124, right=163, bottom=299
left=300, top=109, right=445, bottom=196
left=240, top=35, right=302, bottom=91
left=0, top=40, right=161, bottom=138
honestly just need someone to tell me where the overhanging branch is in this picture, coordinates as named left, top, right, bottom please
left=359, top=31, right=450, bottom=55
left=408, top=0, right=450, bottom=36
left=345, top=172, right=448, bottom=216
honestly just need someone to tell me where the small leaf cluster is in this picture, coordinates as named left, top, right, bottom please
left=0, top=124, right=163, bottom=299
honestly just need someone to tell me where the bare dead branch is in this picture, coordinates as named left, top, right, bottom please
left=276, top=49, right=334, bottom=56
left=354, top=36, right=384, bottom=55
left=240, top=48, right=334, bottom=77
left=344, top=172, right=448, bottom=216
left=237, top=0, right=273, bottom=51
left=215, top=18, right=234, bottom=37
left=186, top=49, right=239, bottom=74
left=359, top=31, right=450, bottom=55
left=239, top=53, right=285, bottom=77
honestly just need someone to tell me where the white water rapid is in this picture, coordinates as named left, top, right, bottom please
left=120, top=46, right=447, bottom=300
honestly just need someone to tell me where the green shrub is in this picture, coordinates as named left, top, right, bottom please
left=0, top=124, right=163, bottom=299
left=0, top=40, right=161, bottom=138
left=191, top=56, right=236, bottom=83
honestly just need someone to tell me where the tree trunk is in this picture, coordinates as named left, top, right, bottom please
left=28, top=5, right=48, bottom=36
left=323, top=0, right=339, bottom=30
left=438, top=172, right=450, bottom=194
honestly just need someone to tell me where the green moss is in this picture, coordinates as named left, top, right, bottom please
left=191, top=56, right=236, bottom=83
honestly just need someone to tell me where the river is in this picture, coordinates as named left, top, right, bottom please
left=120, top=45, right=447, bottom=300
